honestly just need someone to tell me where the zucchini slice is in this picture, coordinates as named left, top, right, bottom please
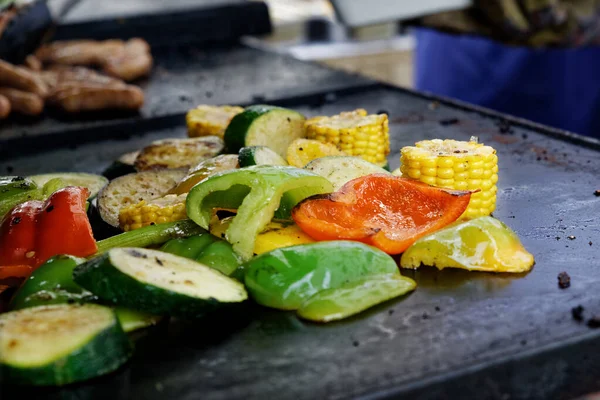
left=74, top=248, right=248, bottom=317
left=96, top=168, right=187, bottom=227
left=0, top=304, right=132, bottom=386
left=238, top=146, right=288, bottom=167
left=29, top=172, right=108, bottom=199
left=224, top=105, right=306, bottom=157
left=134, top=136, right=224, bottom=171
left=304, top=156, right=390, bottom=190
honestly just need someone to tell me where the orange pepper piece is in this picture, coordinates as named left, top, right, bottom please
left=292, top=174, right=472, bottom=254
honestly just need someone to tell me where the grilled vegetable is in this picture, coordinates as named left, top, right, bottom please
left=400, top=216, right=535, bottom=273
left=95, top=219, right=204, bottom=254
left=186, top=105, right=244, bottom=138
left=10, top=255, right=93, bottom=310
left=102, top=151, right=139, bottom=180
left=186, top=166, right=333, bottom=260
left=0, top=187, right=97, bottom=269
left=159, top=229, right=243, bottom=277
left=297, top=274, right=416, bottom=323
left=224, top=105, right=306, bottom=157
left=400, top=138, right=498, bottom=219
left=210, top=216, right=314, bottom=255
left=73, top=248, right=248, bottom=317
left=170, top=154, right=239, bottom=195
left=238, top=146, right=287, bottom=167
left=0, top=176, right=38, bottom=202
left=97, top=168, right=186, bottom=227
left=304, top=155, right=390, bottom=190
left=0, top=304, right=132, bottom=386
left=244, top=241, right=416, bottom=321
left=292, top=175, right=471, bottom=254
left=29, top=172, right=108, bottom=199
left=286, top=138, right=345, bottom=168
left=119, top=193, right=187, bottom=231
left=114, top=307, right=162, bottom=333
left=134, top=136, right=224, bottom=171
left=305, top=109, right=389, bottom=167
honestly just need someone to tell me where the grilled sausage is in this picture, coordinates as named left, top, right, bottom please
left=41, top=66, right=126, bottom=91
left=0, top=88, right=44, bottom=116
left=0, top=94, right=11, bottom=119
left=0, top=60, right=48, bottom=97
left=49, top=85, right=144, bottom=113
left=35, top=39, right=125, bottom=66
left=102, top=38, right=153, bottom=82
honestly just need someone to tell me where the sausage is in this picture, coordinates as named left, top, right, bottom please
left=35, top=40, right=125, bottom=66
left=23, top=55, right=42, bottom=72
left=0, top=94, right=11, bottom=119
left=0, top=88, right=44, bottom=116
left=41, top=66, right=126, bottom=90
left=102, top=38, right=153, bottom=82
left=0, top=60, right=48, bottom=97
left=49, top=85, right=144, bottom=113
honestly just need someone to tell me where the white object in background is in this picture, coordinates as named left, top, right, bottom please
left=330, top=0, right=472, bottom=27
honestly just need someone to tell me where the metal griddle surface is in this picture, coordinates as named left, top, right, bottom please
left=1, top=86, right=600, bottom=400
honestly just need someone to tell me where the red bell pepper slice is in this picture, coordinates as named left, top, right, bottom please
left=292, top=174, right=472, bottom=254
left=0, top=186, right=97, bottom=271
left=0, top=265, right=33, bottom=279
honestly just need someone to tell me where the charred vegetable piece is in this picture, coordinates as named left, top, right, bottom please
left=186, top=105, right=244, bottom=138
left=297, top=274, right=416, bottom=322
left=74, top=248, right=248, bottom=317
left=244, top=241, right=413, bottom=315
left=400, top=216, right=535, bottom=273
left=400, top=138, right=498, bottom=219
left=0, top=304, right=132, bottom=386
left=134, top=136, right=224, bottom=171
left=210, top=216, right=314, bottom=255
left=0, top=187, right=97, bottom=269
left=118, top=193, right=187, bottom=232
left=170, top=154, right=239, bottom=195
left=292, top=175, right=471, bottom=254
left=29, top=173, right=108, bottom=199
left=0, top=176, right=38, bottom=213
left=97, top=168, right=187, bottom=227
left=224, top=105, right=306, bottom=157
left=305, top=109, right=389, bottom=167
left=186, top=166, right=333, bottom=260
left=303, top=155, right=390, bottom=190
left=286, top=138, right=345, bottom=168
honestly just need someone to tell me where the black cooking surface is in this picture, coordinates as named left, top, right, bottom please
left=2, top=86, right=599, bottom=400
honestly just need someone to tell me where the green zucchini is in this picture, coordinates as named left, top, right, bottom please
left=73, top=248, right=248, bottom=317
left=29, top=173, right=108, bottom=199
left=0, top=304, right=132, bottom=386
left=224, top=105, right=306, bottom=157
left=238, top=146, right=288, bottom=167
left=304, top=156, right=390, bottom=190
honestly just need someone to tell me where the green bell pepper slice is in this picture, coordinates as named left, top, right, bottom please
left=297, top=274, right=416, bottom=322
left=400, top=216, right=535, bottom=273
left=244, top=241, right=414, bottom=312
left=159, top=232, right=242, bottom=277
left=0, top=177, right=67, bottom=219
left=186, top=166, right=333, bottom=260
left=10, top=255, right=95, bottom=310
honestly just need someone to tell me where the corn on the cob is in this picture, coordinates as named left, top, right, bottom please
left=186, top=105, right=244, bottom=138
left=286, top=138, right=346, bottom=167
left=400, top=138, right=498, bottom=219
left=304, top=109, right=389, bottom=167
left=119, top=194, right=187, bottom=231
